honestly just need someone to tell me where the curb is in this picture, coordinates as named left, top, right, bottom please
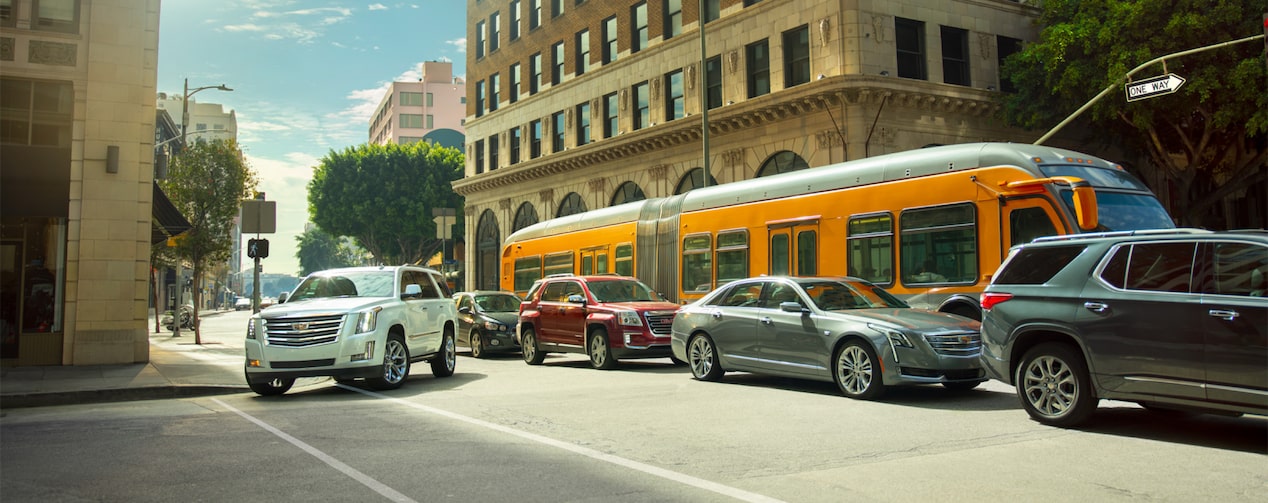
left=0, top=385, right=249, bottom=410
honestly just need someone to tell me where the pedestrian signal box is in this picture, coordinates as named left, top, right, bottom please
left=247, top=238, right=269, bottom=259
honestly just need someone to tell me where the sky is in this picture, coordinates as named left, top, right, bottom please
left=157, top=0, right=468, bottom=280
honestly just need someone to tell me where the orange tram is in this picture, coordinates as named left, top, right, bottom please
left=501, top=143, right=1175, bottom=319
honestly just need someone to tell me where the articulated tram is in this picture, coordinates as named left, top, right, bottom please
left=501, top=143, right=1175, bottom=319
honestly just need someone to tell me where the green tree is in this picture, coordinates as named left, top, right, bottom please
left=296, top=226, right=365, bottom=276
left=160, top=139, right=257, bottom=343
left=1001, top=0, right=1267, bottom=227
left=308, top=142, right=464, bottom=265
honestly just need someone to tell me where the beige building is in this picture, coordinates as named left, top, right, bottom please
left=1, top=0, right=165, bottom=365
left=369, top=60, right=467, bottom=149
left=454, top=0, right=1042, bottom=291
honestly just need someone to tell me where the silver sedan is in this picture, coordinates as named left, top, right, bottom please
left=670, top=276, right=985, bottom=399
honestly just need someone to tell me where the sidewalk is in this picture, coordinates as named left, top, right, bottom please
left=0, top=310, right=251, bottom=409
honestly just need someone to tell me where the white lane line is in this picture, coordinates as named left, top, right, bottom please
left=338, top=385, right=787, bottom=503
left=210, top=398, right=417, bottom=503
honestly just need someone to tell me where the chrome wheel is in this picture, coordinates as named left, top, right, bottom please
left=1016, top=343, right=1096, bottom=426
left=522, top=327, right=545, bottom=365
left=470, top=330, right=485, bottom=358
left=368, top=334, right=410, bottom=390
left=588, top=329, right=617, bottom=370
left=834, top=341, right=883, bottom=399
left=688, top=335, right=723, bottom=381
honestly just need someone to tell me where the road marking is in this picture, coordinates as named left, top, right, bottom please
left=339, top=385, right=787, bottom=503
left=211, top=398, right=416, bottom=503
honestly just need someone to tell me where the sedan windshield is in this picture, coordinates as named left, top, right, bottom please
left=801, top=279, right=909, bottom=310
left=289, top=271, right=395, bottom=301
left=475, top=294, right=521, bottom=312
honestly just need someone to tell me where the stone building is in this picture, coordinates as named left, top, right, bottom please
left=454, top=0, right=1042, bottom=291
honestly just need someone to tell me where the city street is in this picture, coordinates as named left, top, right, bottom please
left=2, top=311, right=1266, bottom=502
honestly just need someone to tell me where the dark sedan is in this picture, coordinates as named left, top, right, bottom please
left=670, top=276, right=985, bottom=399
left=454, top=291, right=522, bottom=358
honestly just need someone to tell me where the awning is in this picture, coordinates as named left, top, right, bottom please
left=152, top=182, right=192, bottom=245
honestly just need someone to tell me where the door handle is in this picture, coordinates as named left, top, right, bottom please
left=760, top=317, right=773, bottom=325
left=1208, top=309, right=1239, bottom=321
left=711, top=311, right=722, bottom=319
left=1083, top=302, right=1109, bottom=313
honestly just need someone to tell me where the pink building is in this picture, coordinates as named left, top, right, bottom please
left=369, top=61, right=467, bottom=149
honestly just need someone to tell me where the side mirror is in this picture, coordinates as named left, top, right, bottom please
left=780, top=301, right=808, bottom=314
left=458, top=306, right=471, bottom=314
left=567, top=294, right=587, bottom=304
left=277, top=292, right=288, bottom=304
left=403, top=284, right=423, bottom=299
left=1070, top=183, right=1099, bottom=231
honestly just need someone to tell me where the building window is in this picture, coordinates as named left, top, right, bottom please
left=576, top=102, right=591, bottom=146
left=489, top=135, right=499, bottom=170
left=603, top=92, right=618, bottom=138
left=530, top=53, right=542, bottom=94
left=475, top=139, right=485, bottom=174
left=575, top=30, right=591, bottom=76
left=996, top=35, right=1021, bottom=93
left=665, top=70, right=683, bottom=122
left=705, top=55, right=722, bottom=110
left=426, top=115, right=434, bottom=128
left=530, top=119, right=542, bottom=158
left=551, top=41, right=565, bottom=85
left=400, top=114, right=424, bottom=128
left=703, top=0, right=719, bottom=23
left=490, top=73, right=501, bottom=111
left=783, top=25, right=810, bottom=88
left=529, top=0, right=541, bottom=29
left=476, top=20, right=486, bottom=59
left=489, top=12, right=501, bottom=52
left=510, top=0, right=521, bottom=40
left=743, top=0, right=763, bottom=5
left=746, top=39, right=770, bottom=98
left=610, top=181, right=646, bottom=205
left=632, top=81, right=649, bottom=130
left=33, top=0, right=79, bottom=34
left=426, top=92, right=434, bottom=106
left=941, top=26, right=970, bottom=86
left=475, top=80, right=486, bottom=117
left=0, top=0, right=14, bottom=27
left=895, top=17, right=927, bottom=80
left=400, top=92, right=423, bottom=106
left=551, top=0, right=563, bottom=18
left=663, top=0, right=681, bottom=39
left=552, top=111, right=565, bottom=152
left=399, top=136, right=424, bottom=144
left=0, top=78, right=73, bottom=147
left=510, top=127, right=521, bottom=164
left=510, top=63, right=521, bottom=103
left=602, top=16, right=618, bottom=64
left=631, top=2, right=648, bottom=54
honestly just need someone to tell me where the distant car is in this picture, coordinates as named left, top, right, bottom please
left=233, top=297, right=251, bottom=311
left=259, top=296, right=276, bottom=309
left=671, top=276, right=985, bottom=400
left=980, top=229, right=1267, bottom=426
left=454, top=291, right=522, bottom=358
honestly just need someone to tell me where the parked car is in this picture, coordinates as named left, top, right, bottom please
left=243, top=265, right=458, bottom=396
left=233, top=297, right=251, bottom=311
left=454, top=290, right=522, bottom=357
left=979, top=229, right=1267, bottom=426
left=671, top=276, right=985, bottom=400
left=518, top=275, right=679, bottom=369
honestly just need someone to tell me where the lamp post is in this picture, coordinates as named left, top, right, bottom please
left=171, top=78, right=232, bottom=339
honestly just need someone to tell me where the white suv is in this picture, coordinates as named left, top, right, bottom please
left=244, top=266, right=458, bottom=396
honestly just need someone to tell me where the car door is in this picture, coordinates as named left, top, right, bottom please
left=455, top=294, right=475, bottom=346
left=702, top=281, right=765, bottom=369
left=1196, top=240, right=1268, bottom=409
left=754, top=280, right=826, bottom=378
left=402, top=270, right=445, bottom=353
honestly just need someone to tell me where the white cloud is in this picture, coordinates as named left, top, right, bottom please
left=224, top=23, right=267, bottom=32
left=368, top=3, right=388, bottom=11
left=446, top=37, right=466, bottom=53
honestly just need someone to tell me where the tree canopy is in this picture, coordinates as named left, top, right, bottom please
left=1001, top=0, right=1267, bottom=227
left=308, top=142, right=464, bottom=265
left=296, top=226, right=365, bottom=276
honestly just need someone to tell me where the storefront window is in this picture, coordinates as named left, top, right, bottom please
left=1, top=217, right=66, bottom=358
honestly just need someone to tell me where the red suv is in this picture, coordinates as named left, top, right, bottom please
left=519, top=275, right=680, bottom=369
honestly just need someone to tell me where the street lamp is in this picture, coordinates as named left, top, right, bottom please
left=181, top=78, right=233, bottom=149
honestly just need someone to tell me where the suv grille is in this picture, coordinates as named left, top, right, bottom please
left=924, top=332, right=982, bottom=356
left=644, top=311, right=676, bottom=336
left=265, top=314, right=345, bottom=347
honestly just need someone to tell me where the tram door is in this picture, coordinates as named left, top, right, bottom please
left=580, top=246, right=609, bottom=275
left=768, top=221, right=819, bottom=277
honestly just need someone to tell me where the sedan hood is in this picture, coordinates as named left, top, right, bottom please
left=484, top=311, right=520, bottom=326
left=259, top=297, right=390, bottom=318
left=833, top=308, right=980, bottom=333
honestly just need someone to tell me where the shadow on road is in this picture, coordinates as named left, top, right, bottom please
left=1069, top=405, right=1268, bottom=454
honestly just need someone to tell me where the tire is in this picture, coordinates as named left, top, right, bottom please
left=834, top=340, right=885, bottom=400
left=430, top=327, right=456, bottom=377
left=368, top=334, right=410, bottom=390
left=1016, top=342, right=1097, bottom=427
left=687, top=334, right=724, bottom=381
left=588, top=328, right=618, bottom=370
left=522, top=326, right=545, bottom=365
left=247, top=374, right=294, bottom=396
left=942, top=380, right=982, bottom=391
left=469, top=330, right=486, bottom=359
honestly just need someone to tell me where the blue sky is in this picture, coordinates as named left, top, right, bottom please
left=158, top=0, right=468, bottom=279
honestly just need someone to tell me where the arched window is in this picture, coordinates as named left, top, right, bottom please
left=610, top=181, right=646, bottom=206
left=556, top=192, right=588, bottom=217
left=476, top=210, right=501, bottom=290
left=674, top=168, right=719, bottom=194
left=756, top=151, right=808, bottom=177
left=513, top=202, right=538, bottom=232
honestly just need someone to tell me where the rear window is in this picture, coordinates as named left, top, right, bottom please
left=994, top=245, right=1086, bottom=285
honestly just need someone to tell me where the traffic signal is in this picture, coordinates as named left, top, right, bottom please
left=247, top=238, right=269, bottom=259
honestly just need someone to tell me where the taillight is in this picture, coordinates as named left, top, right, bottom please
left=979, top=292, right=1014, bottom=311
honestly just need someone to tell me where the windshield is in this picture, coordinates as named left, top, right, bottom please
left=1059, top=190, right=1175, bottom=231
left=288, top=270, right=395, bottom=301
left=801, top=279, right=910, bottom=310
left=588, top=279, right=660, bottom=303
left=475, top=293, right=521, bottom=312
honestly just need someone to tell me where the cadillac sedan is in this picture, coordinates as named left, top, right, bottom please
left=670, top=276, right=985, bottom=399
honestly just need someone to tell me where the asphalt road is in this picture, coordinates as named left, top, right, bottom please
left=3, top=312, right=1266, bottom=502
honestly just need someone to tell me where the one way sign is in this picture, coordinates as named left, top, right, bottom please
left=1125, top=73, right=1186, bottom=102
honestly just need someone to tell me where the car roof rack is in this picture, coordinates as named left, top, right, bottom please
left=1030, top=228, right=1212, bottom=244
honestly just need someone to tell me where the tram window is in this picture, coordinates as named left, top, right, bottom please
left=581, top=254, right=594, bottom=275
left=615, top=243, right=634, bottom=276
left=848, top=214, right=893, bottom=285
left=682, top=234, right=713, bottom=292
left=596, top=252, right=609, bottom=274
left=716, top=230, right=749, bottom=284
left=900, top=204, right=978, bottom=285
left=544, top=252, right=575, bottom=276
left=771, top=233, right=790, bottom=275
left=514, top=256, right=543, bottom=292
left=797, top=230, right=816, bottom=276
left=1010, top=207, right=1059, bottom=246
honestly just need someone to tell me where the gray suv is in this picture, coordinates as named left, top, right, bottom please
left=980, top=229, right=1266, bottom=426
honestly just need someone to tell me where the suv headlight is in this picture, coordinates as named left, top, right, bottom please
left=617, top=311, right=643, bottom=327
left=869, top=323, right=913, bottom=348
left=356, top=307, right=382, bottom=334
left=246, top=318, right=257, bottom=339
